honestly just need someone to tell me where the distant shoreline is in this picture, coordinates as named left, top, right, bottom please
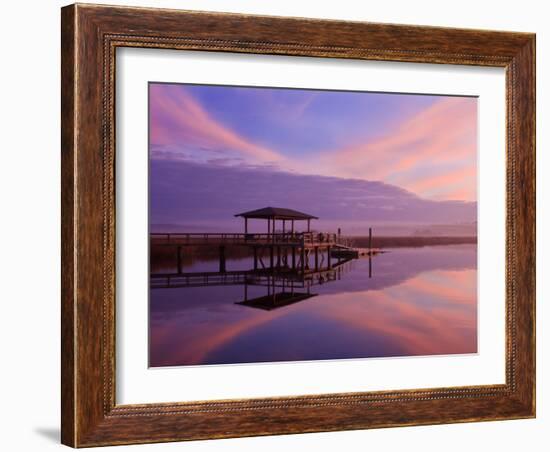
left=351, top=236, right=476, bottom=248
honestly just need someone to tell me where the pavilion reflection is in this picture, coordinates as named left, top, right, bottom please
left=237, top=262, right=351, bottom=310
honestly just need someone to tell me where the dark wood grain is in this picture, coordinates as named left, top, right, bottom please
left=60, top=5, right=76, bottom=446
left=61, top=3, right=536, bottom=447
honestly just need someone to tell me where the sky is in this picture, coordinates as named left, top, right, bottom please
left=149, top=83, right=477, bottom=232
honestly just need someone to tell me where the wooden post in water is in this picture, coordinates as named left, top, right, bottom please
left=253, top=247, right=258, bottom=271
left=176, top=246, right=182, bottom=274
left=369, top=227, right=372, bottom=250
left=219, top=246, right=226, bottom=273
left=327, top=246, right=332, bottom=268
left=292, top=247, right=296, bottom=269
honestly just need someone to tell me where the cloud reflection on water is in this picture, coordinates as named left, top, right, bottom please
left=150, top=245, right=477, bottom=366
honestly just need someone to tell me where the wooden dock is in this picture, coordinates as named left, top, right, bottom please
left=151, top=231, right=361, bottom=274
left=149, top=208, right=380, bottom=310
left=150, top=231, right=352, bottom=247
left=149, top=207, right=380, bottom=297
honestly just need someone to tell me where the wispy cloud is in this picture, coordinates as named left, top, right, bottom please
left=149, top=84, right=477, bottom=202
left=150, top=84, right=283, bottom=164
left=310, top=97, right=477, bottom=200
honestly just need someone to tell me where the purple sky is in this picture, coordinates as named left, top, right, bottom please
left=149, top=83, right=477, bottom=231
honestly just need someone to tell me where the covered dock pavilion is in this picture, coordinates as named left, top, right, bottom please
left=234, top=206, right=318, bottom=237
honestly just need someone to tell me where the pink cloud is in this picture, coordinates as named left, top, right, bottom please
left=312, top=97, right=477, bottom=201
left=406, top=165, right=477, bottom=200
left=149, top=84, right=283, bottom=163
left=150, top=85, right=477, bottom=202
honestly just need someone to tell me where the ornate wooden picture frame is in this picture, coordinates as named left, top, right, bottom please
left=61, top=3, right=535, bottom=447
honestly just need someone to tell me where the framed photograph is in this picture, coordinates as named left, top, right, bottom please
left=61, top=3, right=535, bottom=447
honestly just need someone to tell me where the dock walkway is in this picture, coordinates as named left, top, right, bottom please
left=150, top=231, right=353, bottom=249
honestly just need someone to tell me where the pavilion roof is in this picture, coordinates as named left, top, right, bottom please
left=234, top=207, right=318, bottom=220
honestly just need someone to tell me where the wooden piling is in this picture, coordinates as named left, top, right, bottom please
left=176, top=246, right=182, bottom=274
left=369, top=227, right=372, bottom=250
left=219, top=245, right=226, bottom=273
left=314, top=247, right=319, bottom=270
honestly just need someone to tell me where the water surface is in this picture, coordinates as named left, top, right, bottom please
left=149, top=245, right=477, bottom=366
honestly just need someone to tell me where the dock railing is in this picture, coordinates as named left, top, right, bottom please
left=150, top=231, right=349, bottom=247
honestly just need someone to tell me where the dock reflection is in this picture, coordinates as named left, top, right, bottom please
left=149, top=245, right=477, bottom=367
left=150, top=257, right=365, bottom=310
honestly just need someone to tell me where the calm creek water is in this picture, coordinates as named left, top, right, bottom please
left=149, top=244, right=477, bottom=367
